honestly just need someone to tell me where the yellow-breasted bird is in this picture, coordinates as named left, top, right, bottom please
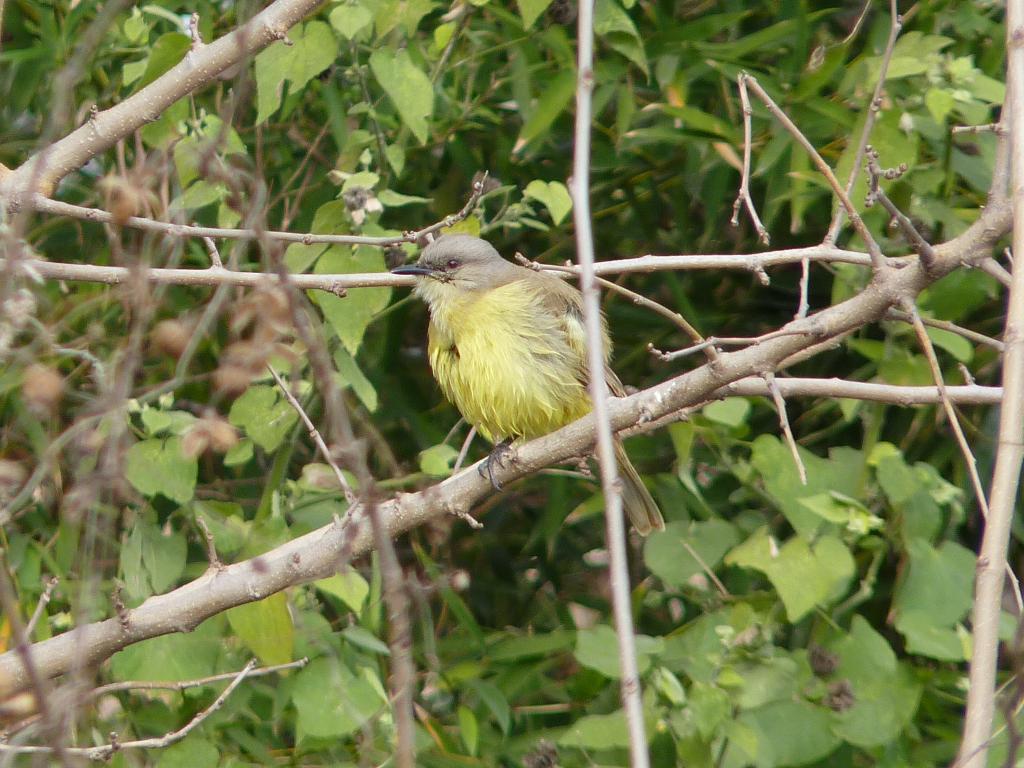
left=392, top=234, right=665, bottom=535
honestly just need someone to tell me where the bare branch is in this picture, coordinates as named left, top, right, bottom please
left=764, top=372, right=807, bottom=485
left=572, top=2, right=650, bottom=764
left=0, top=0, right=325, bottom=199
left=739, top=73, right=887, bottom=270
left=268, top=364, right=357, bottom=505
left=89, top=658, right=307, bottom=698
left=865, top=149, right=936, bottom=269
left=825, top=0, right=903, bottom=243
left=24, top=578, right=58, bottom=639
left=958, top=7, right=1024, bottom=763
left=0, top=660, right=259, bottom=759
left=22, top=177, right=484, bottom=248
left=731, top=78, right=770, bottom=245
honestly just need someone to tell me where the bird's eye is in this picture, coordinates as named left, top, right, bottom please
left=446, top=259, right=460, bottom=269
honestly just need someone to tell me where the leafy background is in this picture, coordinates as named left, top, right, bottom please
left=0, top=0, right=1017, bottom=766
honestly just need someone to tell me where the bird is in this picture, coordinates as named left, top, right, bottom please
left=392, top=234, right=665, bottom=535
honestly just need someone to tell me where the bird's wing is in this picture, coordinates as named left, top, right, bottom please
left=532, top=273, right=619, bottom=390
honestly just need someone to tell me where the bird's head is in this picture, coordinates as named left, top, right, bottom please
left=392, top=234, right=517, bottom=307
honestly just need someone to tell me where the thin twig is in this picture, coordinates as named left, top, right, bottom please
left=739, top=73, right=886, bottom=270
left=825, top=0, right=903, bottom=244
left=902, top=299, right=1024, bottom=624
left=763, top=372, right=807, bottom=485
left=650, top=326, right=817, bottom=362
left=572, top=0, right=650, bottom=764
left=515, top=254, right=712, bottom=357
left=193, top=515, right=223, bottom=571
left=22, top=179, right=484, bottom=247
left=453, top=426, right=478, bottom=474
left=0, top=660, right=258, bottom=759
left=731, top=78, right=769, bottom=245
left=796, top=256, right=811, bottom=319
left=200, top=235, right=223, bottom=269
left=884, top=308, right=1004, bottom=351
left=267, top=365, right=357, bottom=505
left=24, top=578, right=58, bottom=639
left=865, top=148, right=936, bottom=270
left=901, top=300, right=997, bottom=525
left=90, top=658, right=307, bottom=698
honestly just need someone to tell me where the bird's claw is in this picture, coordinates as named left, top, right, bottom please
left=478, top=439, right=514, bottom=490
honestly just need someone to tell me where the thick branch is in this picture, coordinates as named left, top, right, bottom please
left=0, top=0, right=325, bottom=199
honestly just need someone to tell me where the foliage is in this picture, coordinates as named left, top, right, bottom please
left=0, top=0, right=1017, bottom=766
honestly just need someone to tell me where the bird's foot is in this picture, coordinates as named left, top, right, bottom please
left=478, top=438, right=514, bottom=490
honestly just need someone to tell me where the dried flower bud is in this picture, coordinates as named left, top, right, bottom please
left=151, top=319, right=190, bottom=358
left=23, top=364, right=64, bottom=413
left=809, top=645, right=840, bottom=678
left=213, top=364, right=254, bottom=394
left=99, top=175, right=144, bottom=225
left=823, top=679, right=855, bottom=712
left=207, top=419, right=239, bottom=452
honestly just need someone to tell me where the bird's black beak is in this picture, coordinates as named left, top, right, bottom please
left=391, top=263, right=435, bottom=277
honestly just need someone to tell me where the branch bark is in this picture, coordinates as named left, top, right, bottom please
left=957, top=5, right=1024, bottom=764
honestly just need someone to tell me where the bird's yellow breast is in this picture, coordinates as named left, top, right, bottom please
left=425, top=279, right=597, bottom=443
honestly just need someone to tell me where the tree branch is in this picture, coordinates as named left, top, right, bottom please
left=0, top=0, right=326, bottom=199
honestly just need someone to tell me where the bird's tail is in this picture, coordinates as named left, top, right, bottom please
left=614, top=439, right=665, bottom=536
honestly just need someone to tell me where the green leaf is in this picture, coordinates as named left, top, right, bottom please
left=223, top=438, right=254, bottom=467
left=329, top=2, right=373, bottom=39
left=893, top=538, right=976, bottom=660
left=458, top=705, right=479, bottom=755
left=725, top=529, right=855, bottom=621
left=702, top=397, right=750, bottom=428
left=751, top=436, right=864, bottom=538
left=254, top=21, right=339, bottom=124
left=594, top=0, right=648, bottom=75
left=132, top=33, right=190, bottom=91
left=377, top=189, right=431, bottom=207
left=110, top=616, right=224, bottom=682
left=316, top=570, right=370, bottom=613
left=516, top=0, right=554, bottom=28
left=419, top=444, right=458, bottom=476
left=733, top=700, right=840, bottom=767
left=292, top=659, right=385, bottom=739
left=559, top=710, right=630, bottom=749
left=334, top=347, right=379, bottom=412
left=342, top=625, right=390, bottom=655
left=574, top=624, right=662, bottom=678
left=469, top=680, right=511, bottom=734
left=124, top=437, right=197, bottom=504
left=226, top=592, right=294, bottom=666
left=523, top=180, right=573, bottom=225
left=369, top=48, right=434, bottom=144
left=644, top=519, right=740, bottom=588
left=925, top=88, right=956, bottom=124
left=157, top=737, right=220, bottom=768
left=831, top=616, right=922, bottom=746
left=228, top=384, right=301, bottom=453
left=925, top=326, right=974, bottom=363
left=489, top=629, right=574, bottom=661
left=313, top=245, right=392, bottom=355
left=514, top=69, right=576, bottom=153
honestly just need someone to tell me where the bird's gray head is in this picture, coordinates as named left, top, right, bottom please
left=391, top=235, right=518, bottom=301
